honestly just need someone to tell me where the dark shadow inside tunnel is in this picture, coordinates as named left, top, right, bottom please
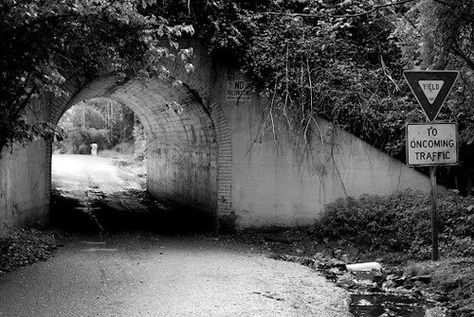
left=50, top=189, right=216, bottom=235
left=50, top=97, right=217, bottom=235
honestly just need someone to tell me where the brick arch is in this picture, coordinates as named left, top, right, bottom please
left=47, top=73, right=233, bottom=231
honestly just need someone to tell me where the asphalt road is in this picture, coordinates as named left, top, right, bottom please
left=52, top=154, right=143, bottom=194
left=0, top=235, right=350, bottom=317
left=0, top=154, right=351, bottom=316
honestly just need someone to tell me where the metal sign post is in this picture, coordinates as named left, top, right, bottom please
left=430, top=166, right=439, bottom=260
left=406, top=122, right=458, bottom=261
left=404, top=70, right=459, bottom=261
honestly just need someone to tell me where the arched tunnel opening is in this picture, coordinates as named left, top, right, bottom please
left=49, top=76, right=222, bottom=234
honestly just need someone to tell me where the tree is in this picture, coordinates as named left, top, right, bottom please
left=394, top=0, right=474, bottom=192
left=0, top=0, right=193, bottom=150
left=4, top=0, right=474, bottom=168
left=175, top=0, right=413, bottom=156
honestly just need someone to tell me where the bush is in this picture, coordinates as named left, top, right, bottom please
left=77, top=144, right=90, bottom=154
left=313, top=189, right=474, bottom=260
left=66, top=128, right=110, bottom=154
left=113, top=141, right=133, bottom=155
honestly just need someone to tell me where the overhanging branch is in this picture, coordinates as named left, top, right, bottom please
left=261, top=0, right=418, bottom=19
left=451, top=39, right=474, bottom=71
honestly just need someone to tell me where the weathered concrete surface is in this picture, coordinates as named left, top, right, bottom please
left=0, top=235, right=351, bottom=317
left=214, top=72, right=431, bottom=228
left=226, top=102, right=431, bottom=227
left=0, top=40, right=431, bottom=231
left=0, top=140, right=49, bottom=231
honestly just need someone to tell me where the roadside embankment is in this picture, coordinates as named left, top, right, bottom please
left=230, top=189, right=473, bottom=317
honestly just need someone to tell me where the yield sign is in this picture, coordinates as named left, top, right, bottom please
left=403, top=70, right=459, bottom=121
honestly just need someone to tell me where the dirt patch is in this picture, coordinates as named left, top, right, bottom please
left=228, top=229, right=473, bottom=317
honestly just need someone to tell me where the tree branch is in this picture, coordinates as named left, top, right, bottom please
left=8, top=84, right=38, bottom=122
left=451, top=39, right=474, bottom=71
left=431, top=0, right=453, bottom=7
left=401, top=11, right=422, bottom=38
left=261, top=0, right=417, bottom=19
left=101, top=0, right=119, bottom=14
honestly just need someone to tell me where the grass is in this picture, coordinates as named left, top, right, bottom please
left=405, top=258, right=474, bottom=314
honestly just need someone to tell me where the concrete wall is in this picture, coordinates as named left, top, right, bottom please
left=0, top=41, right=431, bottom=231
left=0, top=140, right=49, bottom=230
left=147, top=143, right=217, bottom=213
left=214, top=70, right=431, bottom=228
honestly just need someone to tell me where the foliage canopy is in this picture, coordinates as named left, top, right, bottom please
left=0, top=0, right=193, bottom=149
left=174, top=0, right=474, bottom=190
left=3, top=0, right=474, bottom=190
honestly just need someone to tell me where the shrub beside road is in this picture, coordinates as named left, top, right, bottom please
left=233, top=189, right=473, bottom=316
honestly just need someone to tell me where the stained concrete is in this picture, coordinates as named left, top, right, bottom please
left=0, top=140, right=49, bottom=230
left=0, top=41, right=431, bottom=231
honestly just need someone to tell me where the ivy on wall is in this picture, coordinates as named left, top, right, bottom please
left=3, top=0, right=474, bottom=190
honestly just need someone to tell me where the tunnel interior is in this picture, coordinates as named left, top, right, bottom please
left=49, top=76, right=219, bottom=233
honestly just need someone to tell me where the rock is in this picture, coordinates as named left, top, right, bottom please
left=382, top=280, right=396, bottom=290
left=393, top=276, right=406, bottom=287
left=368, top=286, right=384, bottom=293
left=457, top=305, right=474, bottom=317
left=324, top=258, right=346, bottom=270
left=412, top=289, right=424, bottom=299
left=299, top=257, right=317, bottom=268
left=341, top=253, right=350, bottom=263
left=263, top=233, right=294, bottom=244
left=328, top=267, right=342, bottom=275
left=344, top=262, right=387, bottom=284
left=435, top=294, right=450, bottom=302
left=336, top=272, right=357, bottom=288
left=333, top=249, right=343, bottom=259
left=409, top=275, right=432, bottom=284
left=346, top=262, right=383, bottom=273
left=372, top=273, right=385, bottom=284
left=312, top=252, right=326, bottom=261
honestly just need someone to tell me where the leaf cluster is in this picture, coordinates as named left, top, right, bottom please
left=396, top=0, right=474, bottom=190
left=0, top=0, right=193, bottom=149
left=314, top=189, right=474, bottom=260
left=157, top=0, right=419, bottom=156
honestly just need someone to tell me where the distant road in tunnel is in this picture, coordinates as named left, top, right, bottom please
left=52, top=154, right=143, bottom=194
left=50, top=153, right=214, bottom=234
left=0, top=235, right=350, bottom=317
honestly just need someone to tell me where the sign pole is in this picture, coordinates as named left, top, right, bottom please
left=430, top=166, right=439, bottom=260
left=404, top=70, right=460, bottom=262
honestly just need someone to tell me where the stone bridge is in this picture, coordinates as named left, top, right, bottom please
left=0, top=42, right=430, bottom=232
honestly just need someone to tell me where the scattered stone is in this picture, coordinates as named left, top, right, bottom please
left=457, top=304, right=474, bottom=317
left=341, top=253, right=351, bottom=263
left=322, top=258, right=346, bottom=270
left=367, top=286, right=384, bottom=293
left=333, top=249, right=344, bottom=259
left=346, top=261, right=383, bottom=273
left=312, top=252, right=325, bottom=261
left=263, top=232, right=294, bottom=244
left=409, top=275, right=432, bottom=284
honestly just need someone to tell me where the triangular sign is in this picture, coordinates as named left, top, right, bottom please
left=418, top=80, right=444, bottom=104
left=403, top=70, right=459, bottom=121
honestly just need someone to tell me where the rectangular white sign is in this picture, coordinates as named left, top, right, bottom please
left=406, top=123, right=458, bottom=166
left=226, top=79, right=251, bottom=102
